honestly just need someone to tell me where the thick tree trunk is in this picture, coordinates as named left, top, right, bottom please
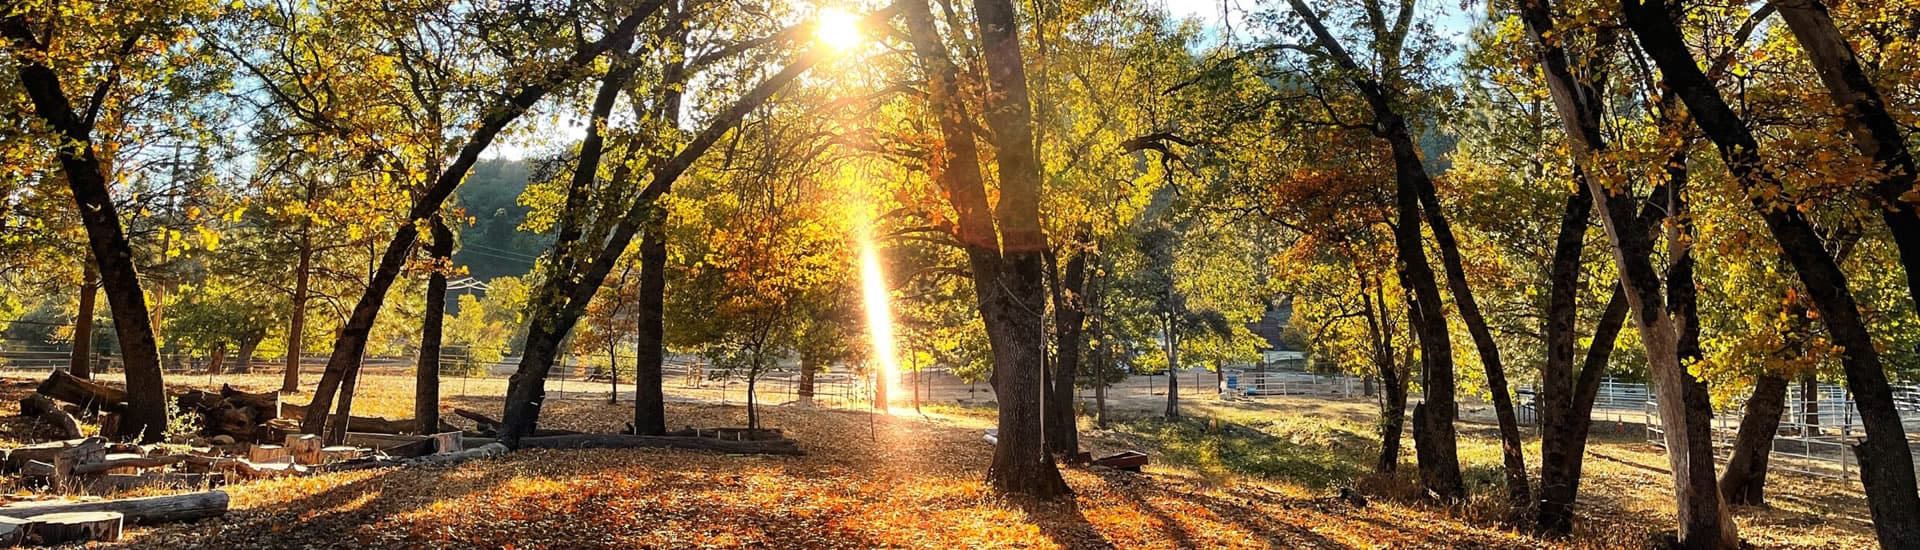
left=1045, top=243, right=1088, bottom=455
left=1413, top=165, right=1530, bottom=510
left=1538, top=286, right=1629, bottom=534
left=302, top=6, right=661, bottom=439
left=416, top=214, right=451, bottom=435
left=70, top=261, right=98, bottom=378
left=1624, top=2, right=1920, bottom=544
left=900, top=0, right=1069, bottom=499
left=1771, top=0, right=1920, bottom=312
left=797, top=356, right=816, bottom=407
left=283, top=231, right=311, bottom=393
left=3, top=20, right=168, bottom=443
left=1721, top=373, right=1789, bottom=506
left=1535, top=163, right=1597, bottom=533
left=235, top=336, right=259, bottom=374
left=1387, top=130, right=1464, bottom=501
left=633, top=2, right=686, bottom=434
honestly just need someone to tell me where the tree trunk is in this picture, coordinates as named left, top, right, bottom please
left=634, top=213, right=669, bottom=433
left=498, top=38, right=824, bottom=445
left=0, top=490, right=227, bottom=525
left=912, top=0, right=1069, bottom=499
left=69, top=260, right=97, bottom=379
left=1624, top=2, right=1919, bottom=544
left=1413, top=158, right=1530, bottom=510
left=207, top=343, right=226, bottom=375
left=1771, top=0, right=1920, bottom=313
left=1538, top=286, right=1629, bottom=534
left=302, top=6, right=660, bottom=438
left=416, top=214, right=451, bottom=435
left=1164, top=315, right=1180, bottom=420
left=1387, top=129, right=1464, bottom=501
left=1045, top=242, right=1088, bottom=455
left=797, top=356, right=816, bottom=406
left=2, top=20, right=168, bottom=442
left=1721, top=373, right=1789, bottom=506
left=283, top=231, right=311, bottom=392
left=235, top=335, right=259, bottom=374
left=633, top=2, right=686, bottom=434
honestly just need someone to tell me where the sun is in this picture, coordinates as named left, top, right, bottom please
left=815, top=9, right=863, bottom=51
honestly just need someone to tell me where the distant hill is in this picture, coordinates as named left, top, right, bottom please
left=453, top=158, right=550, bottom=283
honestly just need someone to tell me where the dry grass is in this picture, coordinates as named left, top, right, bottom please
left=0, top=371, right=1879, bottom=548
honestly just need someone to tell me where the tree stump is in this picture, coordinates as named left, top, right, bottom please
left=51, top=438, right=106, bottom=489
left=286, top=434, right=323, bottom=465
left=27, top=512, right=123, bottom=545
left=429, top=432, right=462, bottom=455
left=319, top=446, right=362, bottom=463
left=248, top=444, right=289, bottom=464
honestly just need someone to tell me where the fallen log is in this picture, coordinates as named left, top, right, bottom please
left=25, top=511, right=123, bottom=545
left=411, top=442, right=507, bottom=465
left=35, top=371, right=125, bottom=412
left=21, top=395, right=82, bottom=440
left=0, top=490, right=228, bottom=524
left=279, top=403, right=456, bottom=435
left=452, top=409, right=579, bottom=436
left=81, top=473, right=224, bottom=494
left=70, top=454, right=201, bottom=476
left=4, top=439, right=92, bottom=473
left=515, top=434, right=803, bottom=456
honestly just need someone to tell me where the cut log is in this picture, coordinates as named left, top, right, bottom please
left=0, top=516, right=26, bottom=547
left=219, top=384, right=278, bottom=414
left=320, top=446, right=363, bottom=463
left=51, top=438, right=106, bottom=487
left=71, top=454, right=198, bottom=476
left=410, top=442, right=506, bottom=465
left=248, top=444, right=289, bottom=464
left=20, top=395, right=82, bottom=441
left=35, top=371, right=126, bottom=412
left=0, top=491, right=227, bottom=524
left=286, top=434, right=324, bottom=465
left=18, top=394, right=56, bottom=417
left=453, top=408, right=499, bottom=431
left=4, top=439, right=92, bottom=473
left=342, top=432, right=423, bottom=450
left=25, top=511, right=123, bottom=545
left=279, top=403, right=456, bottom=435
left=19, top=461, right=51, bottom=478
left=220, top=460, right=303, bottom=479
left=515, top=434, right=804, bottom=455
left=380, top=431, right=461, bottom=458
left=81, top=473, right=224, bottom=494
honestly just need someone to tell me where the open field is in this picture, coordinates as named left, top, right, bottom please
left=0, top=370, right=1880, bottom=548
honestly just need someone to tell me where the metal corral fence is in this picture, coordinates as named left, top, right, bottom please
left=1629, top=380, right=1920, bottom=482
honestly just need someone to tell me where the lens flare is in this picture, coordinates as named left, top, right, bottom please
left=815, top=9, right=863, bottom=51
left=858, top=225, right=904, bottom=409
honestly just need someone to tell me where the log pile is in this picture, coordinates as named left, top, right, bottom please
left=20, top=372, right=452, bottom=445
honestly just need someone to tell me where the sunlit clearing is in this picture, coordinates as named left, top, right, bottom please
left=858, top=225, right=905, bottom=410
left=815, top=9, right=863, bottom=51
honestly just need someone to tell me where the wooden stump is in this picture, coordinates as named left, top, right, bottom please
left=0, top=515, right=27, bottom=547
left=51, top=438, right=106, bottom=489
left=27, top=512, right=123, bottom=545
left=429, top=432, right=462, bottom=455
left=248, top=444, right=289, bottom=464
left=320, top=446, right=363, bottom=463
left=286, top=434, right=323, bottom=465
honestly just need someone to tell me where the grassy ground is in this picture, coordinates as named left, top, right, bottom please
left=0, top=371, right=1879, bottom=548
